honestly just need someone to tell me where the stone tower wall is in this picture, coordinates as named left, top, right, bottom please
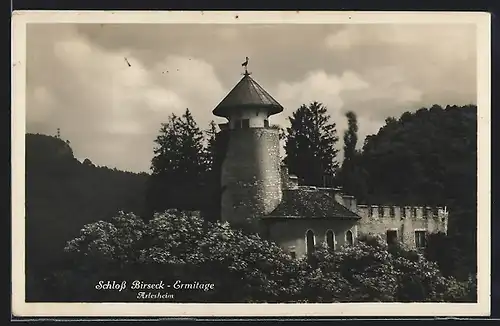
left=221, top=127, right=282, bottom=231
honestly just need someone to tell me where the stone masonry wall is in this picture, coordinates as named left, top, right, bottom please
left=264, top=218, right=359, bottom=258
left=356, top=204, right=449, bottom=249
left=221, top=127, right=282, bottom=231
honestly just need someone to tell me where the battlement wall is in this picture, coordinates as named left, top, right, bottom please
left=356, top=204, right=449, bottom=248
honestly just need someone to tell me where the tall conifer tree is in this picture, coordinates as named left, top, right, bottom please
left=146, top=109, right=209, bottom=216
left=284, top=101, right=339, bottom=186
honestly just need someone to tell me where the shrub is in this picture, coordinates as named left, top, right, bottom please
left=44, top=210, right=476, bottom=303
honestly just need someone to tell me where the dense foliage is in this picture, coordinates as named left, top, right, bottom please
left=146, top=109, right=210, bottom=217
left=39, top=210, right=475, bottom=303
left=337, top=111, right=368, bottom=197
left=25, top=133, right=148, bottom=301
left=25, top=103, right=479, bottom=302
left=357, top=104, right=476, bottom=213
left=339, top=104, right=477, bottom=280
left=145, top=109, right=221, bottom=220
left=284, top=101, right=340, bottom=187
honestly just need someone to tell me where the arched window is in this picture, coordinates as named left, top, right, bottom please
left=325, top=230, right=335, bottom=250
left=346, top=230, right=354, bottom=245
left=306, top=229, right=315, bottom=255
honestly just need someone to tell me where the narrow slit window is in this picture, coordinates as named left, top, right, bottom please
left=326, top=230, right=335, bottom=250
left=306, top=229, right=315, bottom=256
left=346, top=230, right=353, bottom=245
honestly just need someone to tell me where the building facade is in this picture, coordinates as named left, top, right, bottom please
left=212, top=70, right=448, bottom=258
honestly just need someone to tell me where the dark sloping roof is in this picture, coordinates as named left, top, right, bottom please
left=213, top=73, right=284, bottom=118
left=266, top=189, right=361, bottom=219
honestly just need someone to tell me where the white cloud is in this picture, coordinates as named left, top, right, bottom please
left=26, top=25, right=225, bottom=172
left=274, top=70, right=369, bottom=113
left=26, top=23, right=477, bottom=172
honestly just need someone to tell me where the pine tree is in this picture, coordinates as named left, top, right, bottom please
left=284, top=101, right=340, bottom=187
left=204, top=120, right=219, bottom=172
left=146, top=109, right=209, bottom=216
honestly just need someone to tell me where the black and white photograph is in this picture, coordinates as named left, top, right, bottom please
left=11, top=11, right=491, bottom=317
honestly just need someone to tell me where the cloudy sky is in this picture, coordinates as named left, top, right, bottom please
left=26, top=23, right=477, bottom=173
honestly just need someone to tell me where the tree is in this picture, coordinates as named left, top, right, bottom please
left=343, top=111, right=359, bottom=163
left=284, top=102, right=340, bottom=187
left=43, top=211, right=475, bottom=303
left=337, top=111, right=368, bottom=199
left=355, top=104, right=477, bottom=279
left=48, top=210, right=304, bottom=302
left=25, top=134, right=148, bottom=301
left=146, top=109, right=209, bottom=217
left=309, top=234, right=476, bottom=302
left=204, top=120, right=219, bottom=171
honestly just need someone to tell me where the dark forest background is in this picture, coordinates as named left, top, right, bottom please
left=25, top=103, right=479, bottom=301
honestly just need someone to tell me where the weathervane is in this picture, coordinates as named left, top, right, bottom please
left=241, top=56, right=251, bottom=76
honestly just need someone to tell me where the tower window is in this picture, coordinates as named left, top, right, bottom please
left=402, top=207, right=407, bottom=218
left=415, top=230, right=427, bottom=249
left=412, top=208, right=417, bottom=218
left=325, top=230, right=335, bottom=250
left=242, top=119, right=250, bottom=129
left=306, top=229, right=315, bottom=256
left=369, top=206, right=374, bottom=217
left=290, top=250, right=296, bottom=259
left=389, top=207, right=395, bottom=218
left=386, top=230, right=398, bottom=245
left=378, top=207, right=384, bottom=218
left=345, top=230, right=353, bottom=245
left=264, top=119, right=270, bottom=128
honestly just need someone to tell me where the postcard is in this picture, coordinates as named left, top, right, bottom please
left=11, top=10, right=491, bottom=317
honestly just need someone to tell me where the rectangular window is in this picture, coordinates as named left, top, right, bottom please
left=423, top=208, right=428, bottom=219
left=390, top=207, right=395, bottom=218
left=412, top=208, right=417, bottom=218
left=387, top=230, right=398, bottom=245
left=242, top=119, right=250, bottom=129
left=264, top=119, right=270, bottom=128
left=402, top=207, right=406, bottom=218
left=415, top=230, right=427, bottom=249
left=369, top=206, right=374, bottom=217
left=290, top=251, right=296, bottom=259
left=378, top=207, right=384, bottom=218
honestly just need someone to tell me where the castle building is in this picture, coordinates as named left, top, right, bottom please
left=212, top=69, right=448, bottom=258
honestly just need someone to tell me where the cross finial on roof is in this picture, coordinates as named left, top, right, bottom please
left=241, top=56, right=251, bottom=76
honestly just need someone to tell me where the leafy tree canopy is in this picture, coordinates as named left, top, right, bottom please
left=41, top=210, right=475, bottom=303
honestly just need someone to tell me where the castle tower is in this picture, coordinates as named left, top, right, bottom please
left=213, top=70, right=284, bottom=231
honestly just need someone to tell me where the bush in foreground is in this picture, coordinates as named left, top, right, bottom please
left=41, top=210, right=476, bottom=303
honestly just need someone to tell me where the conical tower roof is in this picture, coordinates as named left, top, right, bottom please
left=213, top=72, right=284, bottom=118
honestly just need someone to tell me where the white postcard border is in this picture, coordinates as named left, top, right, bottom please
left=11, top=10, right=492, bottom=317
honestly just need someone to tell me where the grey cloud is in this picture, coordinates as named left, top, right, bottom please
left=26, top=23, right=477, bottom=173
